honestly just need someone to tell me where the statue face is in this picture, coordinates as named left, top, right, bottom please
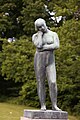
left=36, top=24, right=47, bottom=33
left=35, top=18, right=47, bottom=33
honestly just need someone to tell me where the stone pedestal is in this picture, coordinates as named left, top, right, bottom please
left=20, top=110, right=68, bottom=120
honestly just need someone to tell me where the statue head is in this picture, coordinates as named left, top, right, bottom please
left=35, top=18, right=47, bottom=33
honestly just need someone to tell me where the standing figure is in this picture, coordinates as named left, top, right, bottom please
left=32, top=18, right=61, bottom=111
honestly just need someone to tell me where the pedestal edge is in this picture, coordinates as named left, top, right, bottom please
left=21, top=116, right=68, bottom=120
left=23, top=110, right=68, bottom=119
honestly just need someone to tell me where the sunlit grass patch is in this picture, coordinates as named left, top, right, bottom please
left=0, top=102, right=79, bottom=120
left=0, top=102, right=32, bottom=120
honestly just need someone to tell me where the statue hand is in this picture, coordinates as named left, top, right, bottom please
left=43, top=44, right=49, bottom=49
left=37, top=31, right=43, bottom=36
left=42, top=44, right=54, bottom=50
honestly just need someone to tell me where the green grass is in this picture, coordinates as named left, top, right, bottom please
left=0, top=102, right=79, bottom=120
left=0, top=102, right=33, bottom=120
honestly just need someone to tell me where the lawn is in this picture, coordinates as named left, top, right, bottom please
left=0, top=102, right=31, bottom=120
left=0, top=102, right=79, bottom=120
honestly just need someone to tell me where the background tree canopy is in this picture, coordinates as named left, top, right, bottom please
left=0, top=0, right=80, bottom=115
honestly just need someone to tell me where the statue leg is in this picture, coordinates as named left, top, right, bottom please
left=46, top=62, right=61, bottom=111
left=37, top=74, right=46, bottom=110
left=34, top=53, right=46, bottom=110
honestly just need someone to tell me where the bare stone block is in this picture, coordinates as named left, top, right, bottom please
left=21, top=117, right=68, bottom=120
left=20, top=110, right=68, bottom=120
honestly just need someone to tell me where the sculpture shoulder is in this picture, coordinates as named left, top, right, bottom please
left=53, top=32, right=58, bottom=37
left=46, top=30, right=57, bottom=37
left=48, top=30, right=58, bottom=37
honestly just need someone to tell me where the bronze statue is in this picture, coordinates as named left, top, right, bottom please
left=32, top=18, right=61, bottom=111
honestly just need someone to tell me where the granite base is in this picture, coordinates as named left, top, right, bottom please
left=21, top=117, right=68, bottom=120
left=20, top=110, right=68, bottom=120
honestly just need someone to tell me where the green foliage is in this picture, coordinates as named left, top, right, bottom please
left=0, top=0, right=80, bottom=116
left=0, top=0, right=23, bottom=38
left=1, top=38, right=35, bottom=82
left=0, top=38, right=38, bottom=106
left=53, top=0, right=78, bottom=17
left=0, top=0, right=80, bottom=37
left=21, top=0, right=48, bottom=36
left=51, top=19, right=80, bottom=114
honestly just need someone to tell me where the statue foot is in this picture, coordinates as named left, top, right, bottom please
left=52, top=105, right=62, bottom=111
left=41, top=105, right=46, bottom=111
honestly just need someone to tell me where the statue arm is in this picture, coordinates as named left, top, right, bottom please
left=32, top=31, right=43, bottom=48
left=42, top=32, right=60, bottom=50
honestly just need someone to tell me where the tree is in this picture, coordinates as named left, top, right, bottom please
left=0, top=0, right=23, bottom=38
left=51, top=19, right=80, bottom=114
left=0, top=0, right=80, bottom=115
left=0, top=37, right=38, bottom=105
left=1, top=38, right=34, bottom=82
left=21, top=0, right=47, bottom=36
